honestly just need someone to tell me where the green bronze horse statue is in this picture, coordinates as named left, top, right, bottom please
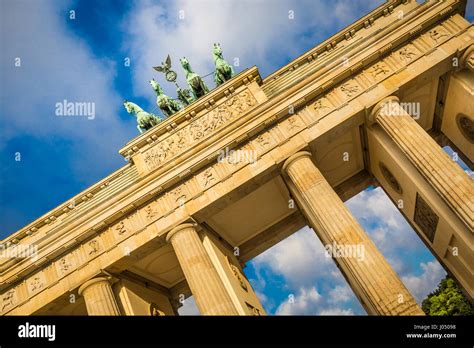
left=176, top=87, right=195, bottom=107
left=123, top=100, right=162, bottom=133
left=212, top=43, right=234, bottom=86
left=149, top=79, right=181, bottom=117
left=180, top=57, right=209, bottom=99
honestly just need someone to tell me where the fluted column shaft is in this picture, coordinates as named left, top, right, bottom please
left=78, top=277, right=121, bottom=315
left=282, top=152, right=423, bottom=315
left=167, top=223, right=238, bottom=315
left=370, top=96, right=473, bottom=232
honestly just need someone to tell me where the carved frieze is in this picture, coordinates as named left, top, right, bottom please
left=169, top=185, right=189, bottom=209
left=397, top=44, right=418, bottom=63
left=245, top=302, right=262, bottom=316
left=313, top=97, right=333, bottom=116
left=340, top=80, right=361, bottom=98
left=1, top=289, right=17, bottom=313
left=27, top=272, right=46, bottom=296
left=115, top=221, right=128, bottom=237
left=55, top=253, right=76, bottom=277
left=428, top=27, right=449, bottom=44
left=197, top=167, right=218, bottom=189
left=286, top=115, right=303, bottom=131
left=278, top=114, right=305, bottom=139
left=85, top=238, right=102, bottom=257
left=368, top=63, right=390, bottom=81
left=140, top=89, right=257, bottom=173
left=255, top=133, right=271, bottom=149
left=145, top=203, right=160, bottom=221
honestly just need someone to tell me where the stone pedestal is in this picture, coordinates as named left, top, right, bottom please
left=78, top=277, right=121, bottom=315
left=166, top=223, right=238, bottom=315
left=282, top=151, right=423, bottom=315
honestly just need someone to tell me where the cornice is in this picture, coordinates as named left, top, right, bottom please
left=0, top=164, right=138, bottom=250
left=263, top=0, right=410, bottom=85
left=262, top=0, right=466, bottom=97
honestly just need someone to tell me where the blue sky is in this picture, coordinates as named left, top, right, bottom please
left=1, top=0, right=473, bottom=315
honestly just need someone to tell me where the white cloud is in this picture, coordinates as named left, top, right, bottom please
left=346, top=187, right=432, bottom=274
left=275, top=285, right=357, bottom=315
left=249, top=187, right=448, bottom=315
left=177, top=296, right=200, bottom=315
left=254, top=290, right=268, bottom=305
left=402, top=261, right=446, bottom=303
left=318, top=308, right=354, bottom=315
left=328, top=285, right=352, bottom=303
left=252, top=226, right=343, bottom=287
left=275, top=286, right=322, bottom=315
left=346, top=187, right=404, bottom=232
left=123, top=0, right=384, bottom=101
left=251, top=227, right=364, bottom=315
left=1, top=0, right=135, bottom=180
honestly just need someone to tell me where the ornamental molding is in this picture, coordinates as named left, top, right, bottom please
left=262, top=0, right=465, bottom=96
left=133, top=87, right=259, bottom=176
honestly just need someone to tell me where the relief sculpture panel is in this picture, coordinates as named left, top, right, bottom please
left=139, top=89, right=258, bottom=174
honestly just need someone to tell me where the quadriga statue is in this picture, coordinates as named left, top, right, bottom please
left=180, top=57, right=209, bottom=99
left=123, top=100, right=162, bottom=133
left=149, top=78, right=181, bottom=117
left=212, top=43, right=234, bottom=86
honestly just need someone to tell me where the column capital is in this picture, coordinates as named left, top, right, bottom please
left=281, top=151, right=312, bottom=174
left=368, top=95, right=400, bottom=125
left=166, top=223, right=198, bottom=243
left=78, top=276, right=111, bottom=296
left=166, top=222, right=238, bottom=314
left=459, top=44, right=474, bottom=71
left=78, top=275, right=121, bottom=315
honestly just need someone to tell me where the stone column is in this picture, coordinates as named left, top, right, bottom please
left=460, top=44, right=474, bottom=72
left=78, top=276, right=121, bottom=315
left=282, top=151, right=423, bottom=315
left=166, top=223, right=238, bottom=315
left=369, top=96, right=473, bottom=232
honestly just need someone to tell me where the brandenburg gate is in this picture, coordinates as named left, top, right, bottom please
left=1, top=0, right=472, bottom=316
